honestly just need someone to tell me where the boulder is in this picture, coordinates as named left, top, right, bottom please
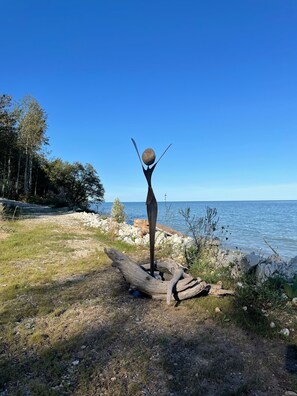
left=255, top=254, right=294, bottom=282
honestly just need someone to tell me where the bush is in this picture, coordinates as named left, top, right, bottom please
left=180, top=206, right=229, bottom=265
left=111, top=198, right=126, bottom=223
left=283, top=276, right=297, bottom=298
left=235, top=273, right=285, bottom=312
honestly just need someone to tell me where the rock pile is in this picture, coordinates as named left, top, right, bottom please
left=79, top=212, right=193, bottom=262
left=217, top=250, right=297, bottom=283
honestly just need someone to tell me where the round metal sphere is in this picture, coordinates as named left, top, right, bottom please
left=142, top=148, right=156, bottom=166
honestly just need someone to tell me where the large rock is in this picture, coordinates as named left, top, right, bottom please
left=217, top=250, right=249, bottom=278
left=256, top=254, right=295, bottom=282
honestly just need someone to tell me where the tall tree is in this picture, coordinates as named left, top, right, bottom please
left=16, top=95, right=48, bottom=196
left=0, top=95, right=17, bottom=197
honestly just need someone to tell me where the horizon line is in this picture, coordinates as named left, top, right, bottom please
left=96, top=199, right=297, bottom=204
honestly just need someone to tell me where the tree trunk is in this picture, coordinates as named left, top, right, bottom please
left=34, top=168, right=38, bottom=196
left=28, top=153, right=33, bottom=194
left=7, top=152, right=11, bottom=197
left=1, top=154, right=6, bottom=197
left=104, top=248, right=234, bottom=304
left=24, top=149, right=29, bottom=196
left=15, top=153, right=21, bottom=196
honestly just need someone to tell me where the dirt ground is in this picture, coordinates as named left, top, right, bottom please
left=1, top=211, right=297, bottom=396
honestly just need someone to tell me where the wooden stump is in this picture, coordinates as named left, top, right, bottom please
left=104, top=248, right=234, bottom=304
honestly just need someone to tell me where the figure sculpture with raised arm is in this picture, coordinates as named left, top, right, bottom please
left=131, top=138, right=171, bottom=277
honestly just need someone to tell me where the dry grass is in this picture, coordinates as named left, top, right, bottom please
left=0, top=213, right=296, bottom=396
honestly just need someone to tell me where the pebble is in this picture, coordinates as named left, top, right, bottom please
left=279, top=328, right=290, bottom=336
left=72, top=360, right=79, bottom=366
left=283, top=391, right=297, bottom=396
left=215, top=307, right=221, bottom=313
left=242, top=306, right=247, bottom=311
left=110, top=377, right=116, bottom=382
left=270, top=322, right=276, bottom=328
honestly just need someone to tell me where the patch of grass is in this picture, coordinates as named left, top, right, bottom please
left=228, top=275, right=289, bottom=336
left=0, top=223, right=107, bottom=299
left=185, top=272, right=296, bottom=339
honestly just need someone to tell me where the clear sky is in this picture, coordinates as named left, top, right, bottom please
left=1, top=0, right=297, bottom=202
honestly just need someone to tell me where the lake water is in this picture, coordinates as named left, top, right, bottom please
left=91, top=201, right=297, bottom=260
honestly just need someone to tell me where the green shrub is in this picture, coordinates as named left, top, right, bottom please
left=235, top=274, right=284, bottom=312
left=111, top=198, right=127, bottom=223
left=283, top=276, right=297, bottom=298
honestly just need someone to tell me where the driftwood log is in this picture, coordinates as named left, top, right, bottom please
left=104, top=248, right=234, bottom=304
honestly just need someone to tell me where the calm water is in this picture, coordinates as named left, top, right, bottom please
left=92, top=201, right=297, bottom=260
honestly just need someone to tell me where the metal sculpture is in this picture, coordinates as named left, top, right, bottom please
left=131, top=138, right=171, bottom=277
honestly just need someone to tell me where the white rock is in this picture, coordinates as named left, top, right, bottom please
left=215, top=307, right=221, bottom=313
left=279, top=328, right=290, bottom=336
left=242, top=306, right=248, bottom=311
left=72, top=360, right=79, bottom=366
left=292, top=297, right=297, bottom=306
left=270, top=322, right=276, bottom=328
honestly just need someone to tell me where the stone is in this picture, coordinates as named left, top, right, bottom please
left=256, top=255, right=294, bottom=282
left=215, top=307, right=221, bottom=313
left=283, top=391, right=297, bottom=396
left=287, top=256, right=297, bottom=281
left=292, top=298, right=297, bottom=306
left=219, top=250, right=247, bottom=278
left=279, top=328, right=290, bottom=336
left=244, top=252, right=263, bottom=270
left=270, top=322, right=276, bottom=328
left=142, top=148, right=156, bottom=166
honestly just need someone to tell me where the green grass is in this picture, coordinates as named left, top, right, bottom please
left=0, top=217, right=142, bottom=394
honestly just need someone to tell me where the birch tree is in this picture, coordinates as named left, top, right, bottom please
left=16, top=96, right=48, bottom=196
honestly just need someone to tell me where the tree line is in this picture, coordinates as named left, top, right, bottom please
left=0, top=94, right=104, bottom=209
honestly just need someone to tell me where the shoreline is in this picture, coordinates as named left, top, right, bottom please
left=1, top=198, right=296, bottom=282
left=95, top=200, right=297, bottom=260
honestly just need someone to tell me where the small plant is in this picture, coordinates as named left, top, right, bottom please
left=179, top=206, right=224, bottom=267
left=111, top=198, right=127, bottom=223
left=179, top=206, right=233, bottom=287
left=179, top=206, right=219, bottom=247
left=235, top=274, right=285, bottom=312
left=0, top=202, right=21, bottom=220
left=283, top=276, right=297, bottom=298
left=163, top=193, right=175, bottom=225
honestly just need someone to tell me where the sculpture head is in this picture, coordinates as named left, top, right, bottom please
left=142, top=148, right=156, bottom=166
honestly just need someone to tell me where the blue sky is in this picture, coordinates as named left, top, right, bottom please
left=1, top=0, right=297, bottom=202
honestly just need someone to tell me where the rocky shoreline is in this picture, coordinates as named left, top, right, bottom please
left=1, top=198, right=296, bottom=283
left=79, top=211, right=297, bottom=283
